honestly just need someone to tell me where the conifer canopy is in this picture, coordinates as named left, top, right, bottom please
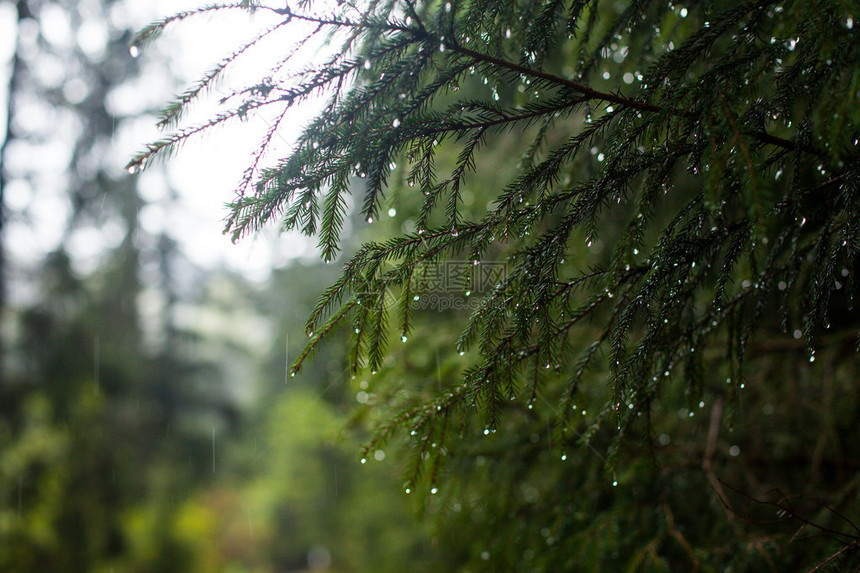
left=132, top=0, right=859, bottom=568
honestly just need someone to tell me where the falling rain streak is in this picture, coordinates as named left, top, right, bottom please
left=93, top=336, right=100, bottom=392
left=212, top=426, right=216, bottom=474
left=285, top=332, right=290, bottom=383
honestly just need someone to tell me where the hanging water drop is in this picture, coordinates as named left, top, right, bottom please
left=129, top=44, right=140, bottom=58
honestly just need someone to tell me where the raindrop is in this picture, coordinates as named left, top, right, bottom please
left=847, top=17, right=854, bottom=29
left=392, top=118, right=401, bottom=128
left=363, top=59, right=371, bottom=70
left=127, top=165, right=137, bottom=175
left=367, top=216, right=374, bottom=224
left=459, top=351, right=465, bottom=356
left=445, top=1, right=451, bottom=11
left=388, top=208, right=396, bottom=217
left=679, top=7, right=687, bottom=17
left=361, top=458, right=367, bottom=464
left=401, top=335, right=408, bottom=343
left=129, top=44, right=140, bottom=58
left=405, top=16, right=412, bottom=25
left=505, top=28, right=511, bottom=39
left=431, top=487, right=438, bottom=494
left=439, top=43, right=446, bottom=52
left=561, top=454, right=567, bottom=460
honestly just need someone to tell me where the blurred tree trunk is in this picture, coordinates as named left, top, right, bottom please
left=0, top=0, right=33, bottom=379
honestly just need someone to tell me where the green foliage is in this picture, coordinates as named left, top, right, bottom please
left=136, top=0, right=860, bottom=568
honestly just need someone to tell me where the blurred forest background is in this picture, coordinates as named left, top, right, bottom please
left=0, top=0, right=445, bottom=570
left=1, top=0, right=858, bottom=572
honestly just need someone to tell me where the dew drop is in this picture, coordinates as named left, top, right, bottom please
left=129, top=44, right=140, bottom=58
left=401, top=335, right=408, bottom=343
left=431, top=487, right=438, bottom=494
left=388, top=208, right=396, bottom=217
left=367, top=216, right=374, bottom=224
left=363, top=59, right=371, bottom=70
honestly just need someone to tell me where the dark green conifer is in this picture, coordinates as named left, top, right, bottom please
left=133, top=0, right=859, bottom=568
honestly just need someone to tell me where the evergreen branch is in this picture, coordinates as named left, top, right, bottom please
left=446, top=40, right=664, bottom=114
